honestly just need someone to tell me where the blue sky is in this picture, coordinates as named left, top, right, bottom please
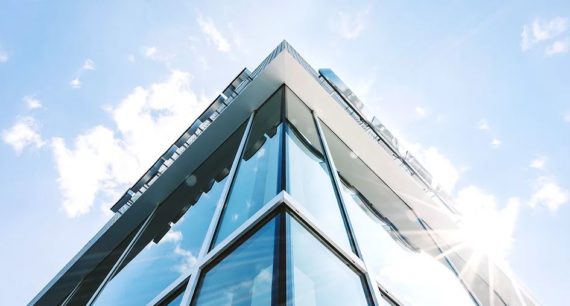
left=1, top=0, right=569, bottom=305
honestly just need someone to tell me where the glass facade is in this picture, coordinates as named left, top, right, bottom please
left=213, top=89, right=283, bottom=247
left=193, top=216, right=277, bottom=306
left=75, top=85, right=484, bottom=306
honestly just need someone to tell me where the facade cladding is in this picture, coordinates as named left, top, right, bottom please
left=31, top=41, right=538, bottom=306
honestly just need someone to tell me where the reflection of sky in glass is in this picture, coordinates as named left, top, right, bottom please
left=193, top=217, right=276, bottom=306
left=93, top=178, right=226, bottom=306
left=287, top=215, right=371, bottom=306
left=285, top=125, right=352, bottom=253
left=214, top=124, right=281, bottom=247
left=339, top=182, right=475, bottom=306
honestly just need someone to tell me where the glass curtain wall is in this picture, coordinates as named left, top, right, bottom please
left=283, top=87, right=354, bottom=254
left=320, top=121, right=477, bottom=306
left=192, top=210, right=371, bottom=306
left=213, top=87, right=284, bottom=247
left=88, top=123, right=247, bottom=306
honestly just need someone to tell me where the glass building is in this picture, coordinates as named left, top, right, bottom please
left=31, top=41, right=537, bottom=306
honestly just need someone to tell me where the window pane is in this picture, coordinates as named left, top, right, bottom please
left=286, top=215, right=371, bottom=306
left=91, top=123, right=246, bottom=306
left=285, top=124, right=352, bottom=253
left=339, top=181, right=476, bottom=306
left=192, top=217, right=277, bottom=306
left=93, top=177, right=228, bottom=306
left=213, top=89, right=283, bottom=247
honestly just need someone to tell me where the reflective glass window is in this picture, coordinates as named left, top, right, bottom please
left=284, top=90, right=352, bottom=253
left=320, top=122, right=475, bottom=305
left=213, top=88, right=283, bottom=246
left=192, top=216, right=277, bottom=306
left=339, top=181, right=475, bottom=306
left=91, top=123, right=246, bottom=306
left=286, top=214, right=371, bottom=306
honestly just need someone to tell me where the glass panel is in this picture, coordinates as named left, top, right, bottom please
left=213, top=88, right=283, bottom=247
left=192, top=216, right=277, bottom=306
left=93, top=178, right=228, bottom=306
left=320, top=121, right=475, bottom=305
left=284, top=87, right=322, bottom=153
left=339, top=180, right=476, bottom=306
left=286, top=214, right=371, bottom=306
left=285, top=123, right=352, bottom=253
left=92, top=123, right=246, bottom=306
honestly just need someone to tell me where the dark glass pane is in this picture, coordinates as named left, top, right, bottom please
left=285, top=124, right=352, bottom=253
left=91, top=123, right=247, bottom=306
left=192, top=217, right=277, bottom=306
left=286, top=215, right=371, bottom=306
left=92, top=178, right=228, bottom=306
left=213, top=89, right=283, bottom=246
left=284, top=87, right=322, bottom=153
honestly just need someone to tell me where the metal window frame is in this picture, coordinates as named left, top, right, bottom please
left=85, top=205, right=159, bottom=306
left=179, top=113, right=255, bottom=306
left=313, top=112, right=383, bottom=306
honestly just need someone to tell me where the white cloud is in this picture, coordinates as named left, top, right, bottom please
left=491, top=138, right=501, bottom=148
left=82, top=58, right=96, bottom=70
left=330, top=10, right=368, bottom=40
left=455, top=186, right=520, bottom=264
left=51, top=70, right=209, bottom=217
left=2, top=116, right=45, bottom=154
left=23, top=95, right=42, bottom=109
left=143, top=46, right=174, bottom=62
left=545, top=39, right=570, bottom=56
left=529, top=177, right=569, bottom=212
left=174, top=245, right=198, bottom=274
left=144, top=46, right=157, bottom=58
left=529, top=155, right=547, bottom=170
left=159, top=230, right=183, bottom=244
left=197, top=16, right=231, bottom=52
left=407, top=145, right=462, bottom=193
left=0, top=50, right=7, bottom=63
left=564, top=112, right=570, bottom=123
left=70, top=78, right=81, bottom=89
left=521, top=17, right=568, bottom=51
left=415, top=106, right=427, bottom=118
left=477, top=119, right=490, bottom=131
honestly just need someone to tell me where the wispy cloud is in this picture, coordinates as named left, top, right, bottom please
left=530, top=155, right=547, bottom=170
left=2, top=116, right=45, bottom=154
left=529, top=177, right=569, bottom=212
left=491, top=138, right=502, bottom=148
left=415, top=106, right=428, bottom=118
left=477, top=119, right=490, bottom=131
left=143, top=46, right=176, bottom=62
left=330, top=10, right=369, bottom=40
left=70, top=58, right=96, bottom=88
left=564, top=111, right=570, bottom=123
left=545, top=39, right=570, bottom=56
left=521, top=17, right=569, bottom=54
left=23, top=95, right=42, bottom=110
left=70, top=78, right=81, bottom=89
left=0, top=49, right=8, bottom=63
left=82, top=59, right=96, bottom=70
left=52, top=70, right=209, bottom=217
left=406, top=144, right=463, bottom=193
left=197, top=16, right=231, bottom=52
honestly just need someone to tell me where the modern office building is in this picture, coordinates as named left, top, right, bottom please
left=31, top=41, right=537, bottom=306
